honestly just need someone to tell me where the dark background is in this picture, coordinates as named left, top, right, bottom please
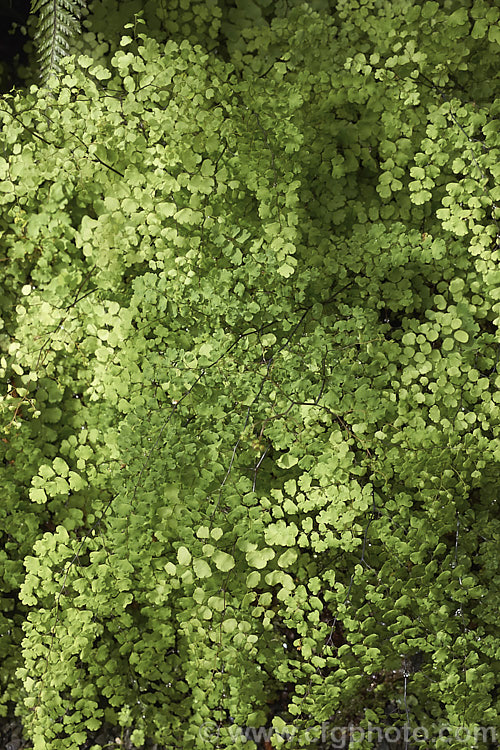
left=0, top=0, right=31, bottom=90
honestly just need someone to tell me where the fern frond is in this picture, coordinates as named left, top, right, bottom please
left=30, top=0, right=87, bottom=83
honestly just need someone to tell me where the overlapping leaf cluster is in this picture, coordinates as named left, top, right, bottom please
left=0, top=1, right=499, bottom=749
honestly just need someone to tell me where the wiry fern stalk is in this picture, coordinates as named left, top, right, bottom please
left=30, top=0, right=87, bottom=83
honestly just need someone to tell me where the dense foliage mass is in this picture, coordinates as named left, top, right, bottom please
left=1, top=1, right=499, bottom=748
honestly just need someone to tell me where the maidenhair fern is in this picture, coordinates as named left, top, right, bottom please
left=1, top=2, right=500, bottom=749
left=29, top=0, right=87, bottom=82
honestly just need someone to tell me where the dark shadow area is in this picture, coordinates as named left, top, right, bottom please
left=0, top=0, right=30, bottom=92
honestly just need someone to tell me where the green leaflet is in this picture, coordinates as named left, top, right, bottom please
left=212, top=550, right=235, bottom=572
left=177, top=546, right=192, bottom=566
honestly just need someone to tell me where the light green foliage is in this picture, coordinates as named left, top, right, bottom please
left=1, top=1, right=500, bottom=748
